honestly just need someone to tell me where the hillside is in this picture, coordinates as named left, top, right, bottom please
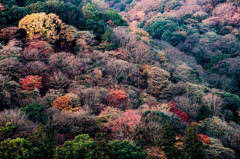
left=0, top=0, right=239, bottom=159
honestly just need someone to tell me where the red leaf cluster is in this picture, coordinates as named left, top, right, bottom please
left=23, top=41, right=53, bottom=57
left=20, top=75, right=43, bottom=90
left=169, top=102, right=190, bottom=123
left=0, top=3, right=4, bottom=11
left=197, top=134, right=210, bottom=145
left=107, top=110, right=142, bottom=139
left=105, top=86, right=129, bottom=110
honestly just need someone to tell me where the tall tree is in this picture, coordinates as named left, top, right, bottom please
left=159, top=121, right=180, bottom=159
left=183, top=125, right=205, bottom=159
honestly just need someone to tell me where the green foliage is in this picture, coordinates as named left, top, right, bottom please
left=28, top=124, right=55, bottom=159
left=146, top=20, right=180, bottom=39
left=21, top=103, right=45, bottom=122
left=56, top=134, right=96, bottom=159
left=159, top=121, right=180, bottom=159
left=183, top=125, right=205, bottom=159
left=196, top=105, right=213, bottom=121
left=105, top=9, right=128, bottom=26
left=0, top=5, right=29, bottom=28
left=161, top=30, right=184, bottom=46
left=108, top=140, right=147, bottom=159
left=216, top=92, right=240, bottom=122
left=94, top=133, right=109, bottom=159
left=0, top=138, right=40, bottom=159
left=0, top=122, right=17, bottom=141
left=101, top=29, right=116, bottom=50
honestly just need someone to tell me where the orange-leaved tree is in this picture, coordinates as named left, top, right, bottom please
left=52, top=96, right=72, bottom=111
left=20, top=75, right=42, bottom=90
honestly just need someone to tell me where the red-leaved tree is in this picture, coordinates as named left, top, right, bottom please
left=106, top=110, right=142, bottom=140
left=169, top=102, right=190, bottom=123
left=105, top=85, right=130, bottom=110
left=20, top=75, right=42, bottom=90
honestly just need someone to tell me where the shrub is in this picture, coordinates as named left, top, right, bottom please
left=20, top=75, right=42, bottom=90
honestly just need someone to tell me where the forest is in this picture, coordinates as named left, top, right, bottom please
left=0, top=0, right=239, bottom=159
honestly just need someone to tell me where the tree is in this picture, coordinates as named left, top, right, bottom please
left=55, top=134, right=96, bottom=159
left=105, top=86, right=130, bottom=110
left=107, top=110, right=142, bottom=140
left=0, top=122, right=17, bottom=141
left=28, top=124, right=55, bottom=159
left=108, top=140, right=147, bottom=159
left=52, top=96, right=72, bottom=111
left=0, top=138, right=40, bottom=159
left=20, top=75, right=42, bottom=90
left=183, top=125, right=205, bottom=159
left=159, top=121, right=180, bottom=159
left=19, top=12, right=77, bottom=42
left=20, top=103, right=44, bottom=122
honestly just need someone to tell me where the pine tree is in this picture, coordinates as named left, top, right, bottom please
left=183, top=125, right=205, bottom=159
left=159, top=121, right=180, bottom=159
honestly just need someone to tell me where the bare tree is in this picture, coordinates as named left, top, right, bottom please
left=202, top=93, right=223, bottom=116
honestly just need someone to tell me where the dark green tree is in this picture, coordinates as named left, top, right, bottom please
left=159, top=121, right=180, bottom=159
left=21, top=103, right=45, bottom=122
left=183, top=125, right=205, bottom=159
left=28, top=124, right=55, bottom=159
left=108, top=140, right=147, bottom=159
left=196, top=105, right=212, bottom=121
left=94, top=133, right=109, bottom=159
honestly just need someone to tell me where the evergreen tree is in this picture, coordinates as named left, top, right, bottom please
left=183, top=125, right=205, bottom=159
left=159, top=121, right=180, bottom=159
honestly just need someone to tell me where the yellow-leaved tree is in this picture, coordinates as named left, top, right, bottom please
left=19, top=12, right=77, bottom=42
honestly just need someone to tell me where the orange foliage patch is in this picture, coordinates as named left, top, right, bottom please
left=52, top=96, right=72, bottom=111
left=197, top=134, right=210, bottom=145
left=20, top=75, right=43, bottom=90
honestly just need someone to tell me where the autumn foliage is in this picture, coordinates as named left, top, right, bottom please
left=52, top=96, right=72, bottom=111
left=107, top=110, right=142, bottom=139
left=20, top=75, right=42, bottom=90
left=197, top=134, right=210, bottom=145
left=23, top=41, right=53, bottom=57
left=105, top=86, right=130, bottom=110
left=169, top=102, right=190, bottom=123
